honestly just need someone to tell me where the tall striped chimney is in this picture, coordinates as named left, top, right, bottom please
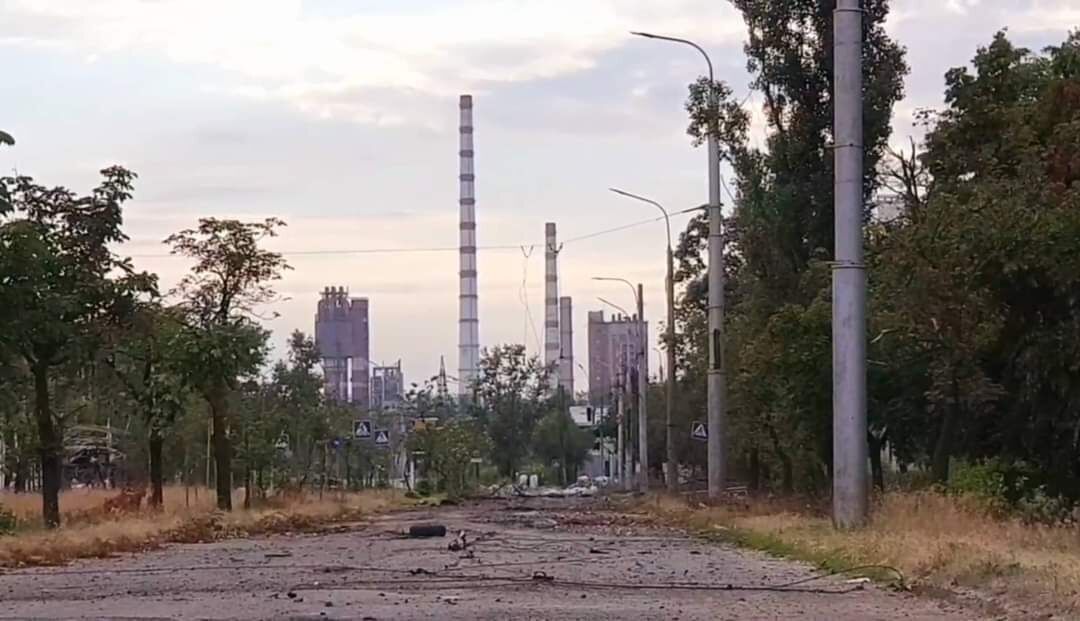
left=558, top=296, right=574, bottom=396
left=544, top=222, right=560, bottom=391
left=458, top=95, right=480, bottom=396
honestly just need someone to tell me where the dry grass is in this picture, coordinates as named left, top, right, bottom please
left=640, top=491, right=1080, bottom=614
left=3, top=486, right=219, bottom=524
left=0, top=486, right=406, bottom=568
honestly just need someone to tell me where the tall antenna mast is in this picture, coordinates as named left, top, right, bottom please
left=437, top=355, right=449, bottom=401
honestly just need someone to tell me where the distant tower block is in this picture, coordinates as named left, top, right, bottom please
left=558, top=296, right=574, bottom=396
left=458, top=94, right=480, bottom=396
left=314, top=287, right=370, bottom=407
left=544, top=222, right=560, bottom=390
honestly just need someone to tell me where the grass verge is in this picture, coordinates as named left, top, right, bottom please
left=0, top=486, right=407, bottom=568
left=637, top=491, right=1080, bottom=615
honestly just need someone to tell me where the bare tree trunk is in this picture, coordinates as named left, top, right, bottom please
left=184, top=446, right=191, bottom=508
left=33, top=365, right=61, bottom=528
left=319, top=442, right=327, bottom=501
left=748, top=448, right=761, bottom=492
left=780, top=455, right=794, bottom=494
left=148, top=432, right=164, bottom=509
left=208, top=381, right=232, bottom=511
left=932, top=374, right=961, bottom=484
left=868, top=432, right=885, bottom=492
left=767, top=423, right=794, bottom=494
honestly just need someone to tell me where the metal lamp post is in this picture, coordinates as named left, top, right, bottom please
left=598, top=297, right=634, bottom=491
left=608, top=188, right=678, bottom=491
left=631, top=31, right=726, bottom=499
left=595, top=284, right=649, bottom=492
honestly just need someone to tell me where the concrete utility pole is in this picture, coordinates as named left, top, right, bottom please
left=832, top=0, right=868, bottom=528
left=620, top=342, right=631, bottom=491
left=632, top=31, right=726, bottom=499
left=636, top=282, right=649, bottom=492
left=596, top=283, right=649, bottom=492
left=610, top=188, right=678, bottom=491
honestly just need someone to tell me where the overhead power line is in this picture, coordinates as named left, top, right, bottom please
left=126, top=208, right=702, bottom=260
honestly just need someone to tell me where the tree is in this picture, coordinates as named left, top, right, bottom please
left=471, top=345, right=552, bottom=477
left=0, top=131, right=12, bottom=213
left=407, top=418, right=488, bottom=498
left=675, top=0, right=907, bottom=492
left=0, top=356, right=34, bottom=492
left=104, top=301, right=188, bottom=508
left=532, top=409, right=592, bottom=485
left=166, top=218, right=289, bottom=511
left=0, top=167, right=149, bottom=527
left=269, top=331, right=326, bottom=489
left=876, top=31, right=1080, bottom=485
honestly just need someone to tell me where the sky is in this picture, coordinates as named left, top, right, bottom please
left=1, top=0, right=1076, bottom=389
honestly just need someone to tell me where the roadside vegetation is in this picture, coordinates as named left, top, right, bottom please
left=0, top=486, right=403, bottom=567
left=641, top=486, right=1080, bottom=616
left=657, top=1, right=1080, bottom=523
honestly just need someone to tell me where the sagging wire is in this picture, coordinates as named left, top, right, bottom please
left=518, top=245, right=542, bottom=354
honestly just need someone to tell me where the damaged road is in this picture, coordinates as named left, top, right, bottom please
left=0, top=496, right=977, bottom=620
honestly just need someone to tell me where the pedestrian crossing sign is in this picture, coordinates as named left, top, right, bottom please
left=354, top=420, right=372, bottom=439
left=691, top=422, right=708, bottom=441
left=374, top=430, right=390, bottom=446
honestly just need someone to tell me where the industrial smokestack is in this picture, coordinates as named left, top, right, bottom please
left=559, top=296, right=574, bottom=396
left=458, top=94, right=480, bottom=397
left=544, top=223, right=560, bottom=390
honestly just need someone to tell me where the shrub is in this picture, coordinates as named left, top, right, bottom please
left=950, top=458, right=1012, bottom=513
left=414, top=479, right=433, bottom=497
left=951, top=458, right=1074, bottom=523
left=1017, top=487, right=1073, bottom=524
left=0, top=506, right=16, bottom=535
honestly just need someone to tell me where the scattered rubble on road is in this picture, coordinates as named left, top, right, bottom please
left=484, top=474, right=603, bottom=499
left=0, top=496, right=980, bottom=620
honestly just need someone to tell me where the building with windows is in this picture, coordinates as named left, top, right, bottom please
left=314, top=287, right=370, bottom=407
left=587, top=310, right=648, bottom=406
left=371, top=361, right=405, bottom=410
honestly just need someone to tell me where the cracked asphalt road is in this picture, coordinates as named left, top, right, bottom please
left=0, top=497, right=977, bottom=620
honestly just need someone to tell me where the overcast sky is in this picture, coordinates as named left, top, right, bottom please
left=1, top=0, right=1076, bottom=387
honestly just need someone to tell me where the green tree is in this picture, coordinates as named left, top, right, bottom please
left=532, top=409, right=592, bottom=485
left=0, top=167, right=150, bottom=527
left=104, top=301, right=188, bottom=508
left=0, top=356, right=34, bottom=493
left=166, top=218, right=288, bottom=511
left=407, top=418, right=488, bottom=498
left=877, top=31, right=1080, bottom=485
left=472, top=344, right=552, bottom=477
left=269, top=331, right=326, bottom=489
left=675, top=0, right=907, bottom=492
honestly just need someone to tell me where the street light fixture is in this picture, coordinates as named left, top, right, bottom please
left=596, top=296, right=634, bottom=491
left=594, top=282, right=649, bottom=493
left=631, top=30, right=726, bottom=500
left=609, top=187, right=678, bottom=492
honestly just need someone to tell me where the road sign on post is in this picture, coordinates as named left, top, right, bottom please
left=691, top=422, right=708, bottom=441
left=374, top=430, right=390, bottom=446
left=354, top=420, right=372, bottom=439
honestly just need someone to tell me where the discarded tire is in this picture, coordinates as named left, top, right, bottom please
left=407, top=524, right=448, bottom=538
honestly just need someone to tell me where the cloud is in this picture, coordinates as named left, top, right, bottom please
left=0, top=0, right=743, bottom=125
left=889, top=0, right=1078, bottom=33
